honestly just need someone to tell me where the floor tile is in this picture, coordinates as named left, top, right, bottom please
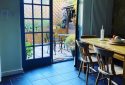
left=70, top=77, right=85, bottom=85
left=54, top=81, right=73, bottom=85
left=32, top=79, right=52, bottom=85
left=60, top=71, right=78, bottom=80
left=11, top=76, right=32, bottom=85
left=47, top=75, right=66, bottom=84
left=0, top=80, right=12, bottom=85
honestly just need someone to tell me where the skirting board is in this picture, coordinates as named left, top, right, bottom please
left=2, top=68, right=24, bottom=77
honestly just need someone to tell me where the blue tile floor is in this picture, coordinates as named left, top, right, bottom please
left=0, top=60, right=122, bottom=85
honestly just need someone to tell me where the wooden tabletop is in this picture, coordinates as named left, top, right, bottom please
left=80, top=38, right=125, bottom=56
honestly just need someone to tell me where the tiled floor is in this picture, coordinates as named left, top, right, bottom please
left=0, top=61, right=122, bottom=85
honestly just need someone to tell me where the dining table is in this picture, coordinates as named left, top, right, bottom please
left=80, top=38, right=125, bottom=85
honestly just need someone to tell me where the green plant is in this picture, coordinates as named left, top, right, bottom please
left=65, top=34, right=75, bottom=50
left=25, top=42, right=33, bottom=59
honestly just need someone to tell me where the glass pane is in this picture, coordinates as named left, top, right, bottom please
left=34, top=20, right=41, bottom=32
left=24, top=5, right=32, bottom=18
left=43, top=20, right=50, bottom=32
left=43, top=45, right=50, bottom=57
left=35, top=46, right=42, bottom=59
left=24, top=0, right=32, bottom=3
left=25, top=19, right=33, bottom=32
left=34, top=33, right=42, bottom=45
left=33, top=0, right=41, bottom=4
left=34, top=5, right=41, bottom=18
left=42, top=6, right=49, bottom=18
left=43, top=33, right=50, bottom=44
left=25, top=34, right=33, bottom=46
left=42, top=0, right=49, bottom=5
left=26, top=47, right=33, bottom=60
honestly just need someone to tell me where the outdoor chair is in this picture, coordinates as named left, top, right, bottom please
left=45, top=33, right=56, bottom=55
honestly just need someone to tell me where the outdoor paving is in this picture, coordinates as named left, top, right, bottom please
left=34, top=44, right=73, bottom=62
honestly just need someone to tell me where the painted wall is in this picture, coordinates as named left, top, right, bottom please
left=0, top=0, right=22, bottom=75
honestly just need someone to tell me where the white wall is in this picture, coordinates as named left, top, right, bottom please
left=0, top=0, right=22, bottom=76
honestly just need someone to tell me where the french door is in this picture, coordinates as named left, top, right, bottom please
left=22, top=0, right=53, bottom=70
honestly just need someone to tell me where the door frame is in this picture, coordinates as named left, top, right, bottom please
left=20, top=0, right=53, bottom=70
left=75, top=0, right=80, bottom=68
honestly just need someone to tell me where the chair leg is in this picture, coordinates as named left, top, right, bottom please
left=83, top=63, right=87, bottom=73
left=95, top=72, right=101, bottom=85
left=78, top=61, right=83, bottom=77
left=108, top=76, right=112, bottom=85
left=54, top=42, right=56, bottom=55
left=86, top=64, right=89, bottom=85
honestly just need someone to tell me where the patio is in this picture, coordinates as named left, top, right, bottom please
left=26, top=43, right=73, bottom=62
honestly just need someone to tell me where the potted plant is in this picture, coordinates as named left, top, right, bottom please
left=65, top=34, right=75, bottom=57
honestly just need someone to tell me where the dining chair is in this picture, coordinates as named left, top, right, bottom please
left=94, top=46, right=123, bottom=85
left=81, top=35, right=97, bottom=53
left=80, top=35, right=97, bottom=73
left=76, top=40, right=98, bottom=85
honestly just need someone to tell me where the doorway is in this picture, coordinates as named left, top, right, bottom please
left=22, top=0, right=53, bottom=70
left=21, top=0, right=78, bottom=70
left=53, top=0, right=77, bottom=62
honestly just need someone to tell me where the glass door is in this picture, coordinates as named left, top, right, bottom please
left=22, top=0, right=53, bottom=70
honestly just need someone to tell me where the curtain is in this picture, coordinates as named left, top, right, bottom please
left=83, top=0, right=114, bottom=37
left=77, top=0, right=84, bottom=38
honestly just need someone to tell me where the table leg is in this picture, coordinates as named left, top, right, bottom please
left=60, top=38, right=62, bottom=53
left=58, top=36, right=63, bottom=53
left=123, top=59, right=125, bottom=85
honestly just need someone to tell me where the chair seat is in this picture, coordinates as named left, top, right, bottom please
left=80, top=54, right=97, bottom=63
left=89, top=49, right=96, bottom=54
left=90, top=55, right=98, bottom=63
left=98, top=64, right=123, bottom=75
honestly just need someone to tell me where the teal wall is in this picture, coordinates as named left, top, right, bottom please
left=0, top=0, right=22, bottom=74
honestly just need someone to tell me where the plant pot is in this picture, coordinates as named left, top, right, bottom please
left=71, top=49, right=75, bottom=57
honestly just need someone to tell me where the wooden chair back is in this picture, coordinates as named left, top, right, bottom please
left=76, top=40, right=93, bottom=63
left=94, top=46, right=116, bottom=75
left=81, top=35, right=97, bottom=52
